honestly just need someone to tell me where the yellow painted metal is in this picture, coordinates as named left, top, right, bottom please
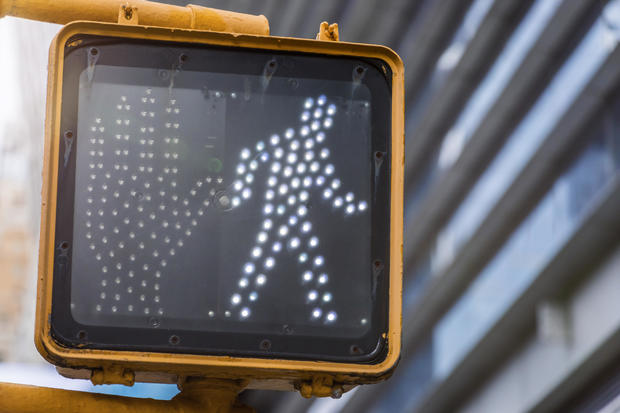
left=0, top=0, right=269, bottom=35
left=36, top=21, right=405, bottom=391
left=0, top=378, right=254, bottom=413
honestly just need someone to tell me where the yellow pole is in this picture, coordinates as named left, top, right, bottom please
left=0, top=379, right=255, bottom=413
left=0, top=0, right=269, bottom=35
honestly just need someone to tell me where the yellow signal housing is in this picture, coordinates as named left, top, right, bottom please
left=35, top=20, right=404, bottom=394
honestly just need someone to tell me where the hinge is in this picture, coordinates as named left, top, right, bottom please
left=296, top=375, right=344, bottom=399
left=90, top=365, right=135, bottom=386
left=316, top=22, right=339, bottom=41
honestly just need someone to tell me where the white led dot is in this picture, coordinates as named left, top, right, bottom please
left=299, top=253, right=308, bottom=263
left=283, top=166, right=293, bottom=177
left=272, top=242, right=282, bottom=252
left=278, top=184, right=288, bottom=195
left=285, top=128, right=295, bottom=139
left=231, top=294, right=241, bottom=305
left=249, top=292, right=258, bottom=301
left=287, top=153, right=297, bottom=164
left=308, top=291, right=318, bottom=301
left=297, top=205, right=308, bottom=216
left=277, top=204, right=286, bottom=215
left=287, top=195, right=296, bottom=205
left=304, top=98, right=314, bottom=109
left=304, top=151, right=314, bottom=161
left=303, top=176, right=313, bottom=187
left=323, top=188, right=333, bottom=198
left=317, top=95, right=326, bottom=106
left=270, top=134, right=280, bottom=145
left=323, top=118, right=333, bottom=128
left=244, top=263, right=255, bottom=274
left=289, top=237, right=300, bottom=249
left=300, top=125, right=310, bottom=136
left=257, top=232, right=268, bottom=243
left=299, top=191, right=309, bottom=202
left=302, top=271, right=313, bottom=282
left=263, top=219, right=273, bottom=230
left=312, top=308, right=322, bottom=319
left=301, top=111, right=310, bottom=122
left=252, top=247, right=262, bottom=258
left=264, top=204, right=274, bottom=215
left=309, top=237, right=319, bottom=248
left=271, top=162, right=281, bottom=173
left=240, top=148, right=251, bottom=160
left=265, top=257, right=275, bottom=268
left=323, top=292, right=332, bottom=302
left=358, top=201, right=368, bottom=211
left=325, top=164, right=335, bottom=175
left=242, top=188, right=251, bottom=199
left=314, top=256, right=324, bottom=266
left=278, top=225, right=289, bottom=237
left=318, top=273, right=328, bottom=284
left=249, top=160, right=258, bottom=170
left=327, top=103, right=336, bottom=115
left=311, top=120, right=320, bottom=131
left=233, top=180, right=243, bottom=191
left=232, top=197, right=241, bottom=207
left=256, top=274, right=266, bottom=285
left=256, top=141, right=265, bottom=151
left=346, top=204, right=356, bottom=214
left=240, top=307, right=250, bottom=318
left=239, top=278, right=249, bottom=288
left=310, top=162, right=320, bottom=173
left=236, top=164, right=246, bottom=174
left=274, top=147, right=284, bottom=159
left=334, top=197, right=343, bottom=208
left=301, top=222, right=312, bottom=233
left=266, top=189, right=275, bottom=200
left=290, top=140, right=300, bottom=151
left=326, top=311, right=337, bottom=322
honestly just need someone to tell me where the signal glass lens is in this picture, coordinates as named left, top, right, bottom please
left=73, top=66, right=371, bottom=335
left=52, top=36, right=391, bottom=362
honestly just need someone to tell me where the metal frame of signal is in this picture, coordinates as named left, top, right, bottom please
left=0, top=1, right=405, bottom=412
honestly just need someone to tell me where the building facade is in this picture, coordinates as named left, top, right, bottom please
left=240, top=0, right=620, bottom=411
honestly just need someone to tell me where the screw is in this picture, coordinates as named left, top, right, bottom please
left=331, top=387, right=343, bottom=399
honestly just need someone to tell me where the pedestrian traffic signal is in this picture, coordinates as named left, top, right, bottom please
left=36, top=21, right=404, bottom=388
